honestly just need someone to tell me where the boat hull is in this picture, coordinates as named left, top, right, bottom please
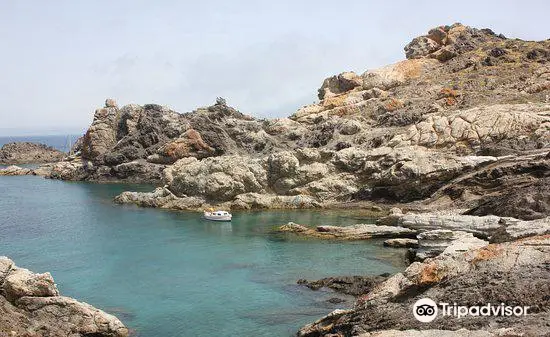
left=203, top=215, right=232, bottom=222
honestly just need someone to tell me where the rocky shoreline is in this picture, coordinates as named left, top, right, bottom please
left=0, top=257, right=128, bottom=337
left=297, top=235, right=550, bottom=337
left=1, top=22, right=549, bottom=335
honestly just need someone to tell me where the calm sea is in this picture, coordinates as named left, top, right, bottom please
left=0, top=137, right=407, bottom=336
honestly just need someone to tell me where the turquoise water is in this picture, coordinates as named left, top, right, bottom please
left=0, top=175, right=407, bottom=336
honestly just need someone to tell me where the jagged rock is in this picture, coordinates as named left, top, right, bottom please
left=362, top=59, right=436, bottom=90
left=2, top=23, right=549, bottom=218
left=3, top=267, right=59, bottom=302
left=465, top=177, right=550, bottom=220
left=0, top=257, right=128, bottom=337
left=389, top=104, right=550, bottom=149
left=166, top=156, right=267, bottom=201
left=46, top=159, right=90, bottom=181
left=318, top=71, right=362, bottom=100
left=0, top=142, right=64, bottom=165
left=394, top=212, right=550, bottom=243
left=298, top=235, right=550, bottom=336
left=404, top=23, right=502, bottom=62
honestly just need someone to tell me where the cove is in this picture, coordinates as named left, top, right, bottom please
left=0, top=175, right=407, bottom=336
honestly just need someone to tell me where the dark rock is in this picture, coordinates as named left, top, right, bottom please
left=465, top=177, right=550, bottom=220
left=297, top=274, right=389, bottom=297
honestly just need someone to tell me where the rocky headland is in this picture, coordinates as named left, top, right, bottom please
left=0, top=142, right=65, bottom=165
left=3, top=23, right=544, bottom=218
left=2, top=23, right=549, bottom=335
left=0, top=256, right=128, bottom=337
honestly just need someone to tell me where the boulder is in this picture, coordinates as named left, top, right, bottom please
left=166, top=156, right=267, bottom=201
left=0, top=257, right=128, bottom=337
left=3, top=267, right=59, bottom=302
left=318, top=71, right=362, bottom=100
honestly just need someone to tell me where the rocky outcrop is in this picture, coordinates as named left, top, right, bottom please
left=0, top=142, right=64, bottom=165
left=298, top=235, right=550, bottom=337
left=3, top=23, right=548, bottom=220
left=414, top=230, right=488, bottom=261
left=0, top=165, right=33, bottom=176
left=383, top=238, right=418, bottom=248
left=404, top=24, right=505, bottom=61
left=392, top=212, right=550, bottom=241
left=278, top=222, right=417, bottom=240
left=0, top=256, right=128, bottom=337
left=297, top=274, right=390, bottom=297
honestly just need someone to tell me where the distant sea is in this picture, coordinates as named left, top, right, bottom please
left=0, top=135, right=82, bottom=152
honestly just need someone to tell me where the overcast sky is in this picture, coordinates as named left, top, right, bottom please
left=1, top=0, right=548, bottom=135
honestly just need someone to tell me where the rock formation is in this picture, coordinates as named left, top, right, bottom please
left=2, top=22, right=549, bottom=336
left=0, top=142, right=64, bottom=165
left=298, top=235, right=550, bottom=337
left=18, top=23, right=546, bottom=219
left=0, top=256, right=128, bottom=337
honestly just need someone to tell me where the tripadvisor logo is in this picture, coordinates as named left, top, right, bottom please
left=413, top=298, right=529, bottom=323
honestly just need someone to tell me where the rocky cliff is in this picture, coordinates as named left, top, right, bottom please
left=0, top=256, right=128, bottom=337
left=0, top=142, right=65, bottom=165
left=30, top=23, right=548, bottom=220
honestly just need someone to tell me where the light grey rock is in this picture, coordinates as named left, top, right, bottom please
left=0, top=257, right=128, bottom=337
left=0, top=165, right=32, bottom=176
left=415, top=230, right=488, bottom=261
left=3, top=267, right=59, bottom=302
left=383, top=238, right=419, bottom=248
left=398, top=213, right=503, bottom=237
left=278, top=222, right=417, bottom=240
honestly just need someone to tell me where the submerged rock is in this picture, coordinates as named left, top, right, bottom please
left=0, top=256, right=128, bottom=337
left=297, top=274, right=389, bottom=297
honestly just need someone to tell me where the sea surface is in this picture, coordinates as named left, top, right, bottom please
left=0, top=136, right=407, bottom=337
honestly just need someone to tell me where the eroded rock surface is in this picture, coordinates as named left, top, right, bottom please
left=0, top=256, right=128, bottom=337
left=298, top=235, right=550, bottom=337
left=4, top=23, right=549, bottom=219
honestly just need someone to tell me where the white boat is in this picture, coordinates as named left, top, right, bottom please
left=203, top=210, right=232, bottom=222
